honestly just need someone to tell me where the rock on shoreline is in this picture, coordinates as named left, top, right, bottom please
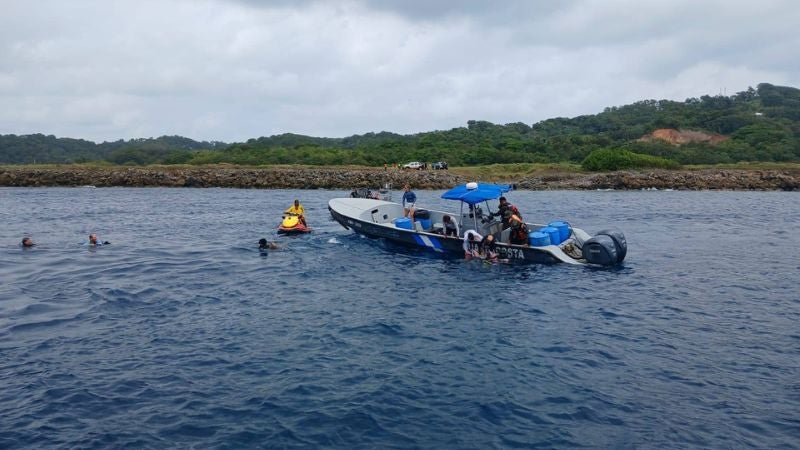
left=0, top=166, right=798, bottom=190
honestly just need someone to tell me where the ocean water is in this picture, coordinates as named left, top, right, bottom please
left=1, top=187, right=799, bottom=449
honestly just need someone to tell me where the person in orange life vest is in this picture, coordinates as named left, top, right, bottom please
left=505, top=210, right=529, bottom=246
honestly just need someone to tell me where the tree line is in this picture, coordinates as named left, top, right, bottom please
left=2, top=83, right=799, bottom=170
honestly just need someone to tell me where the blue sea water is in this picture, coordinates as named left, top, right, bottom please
left=1, top=187, right=799, bottom=449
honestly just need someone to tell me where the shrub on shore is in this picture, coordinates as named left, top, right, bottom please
left=581, top=148, right=681, bottom=171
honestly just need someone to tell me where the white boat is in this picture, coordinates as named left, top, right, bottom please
left=329, top=182, right=627, bottom=266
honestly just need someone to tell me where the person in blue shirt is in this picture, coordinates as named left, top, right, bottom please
left=402, top=184, right=417, bottom=219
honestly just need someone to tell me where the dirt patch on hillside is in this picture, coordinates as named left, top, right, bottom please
left=639, top=128, right=728, bottom=145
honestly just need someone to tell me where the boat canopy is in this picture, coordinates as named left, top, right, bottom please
left=440, top=182, right=513, bottom=205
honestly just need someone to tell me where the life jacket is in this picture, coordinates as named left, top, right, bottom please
left=509, top=214, right=528, bottom=240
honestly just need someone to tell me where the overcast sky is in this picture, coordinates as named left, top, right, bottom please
left=1, top=0, right=798, bottom=143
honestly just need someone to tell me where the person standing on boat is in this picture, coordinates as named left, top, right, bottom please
left=285, top=199, right=307, bottom=227
left=402, top=184, right=416, bottom=219
left=492, top=196, right=522, bottom=229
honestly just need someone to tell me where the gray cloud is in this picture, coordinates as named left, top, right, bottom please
left=0, top=0, right=797, bottom=142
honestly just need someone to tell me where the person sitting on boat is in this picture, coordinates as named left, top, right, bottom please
left=505, top=210, right=529, bottom=246
left=462, top=229, right=483, bottom=259
left=21, top=237, right=35, bottom=247
left=285, top=199, right=307, bottom=226
left=402, top=184, right=416, bottom=219
left=442, top=215, right=458, bottom=237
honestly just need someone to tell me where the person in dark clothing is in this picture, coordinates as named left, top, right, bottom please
left=492, top=196, right=522, bottom=229
left=442, top=215, right=458, bottom=237
left=480, top=234, right=498, bottom=262
left=88, top=234, right=110, bottom=246
left=493, top=196, right=510, bottom=218
left=259, top=238, right=279, bottom=250
left=506, top=210, right=529, bottom=246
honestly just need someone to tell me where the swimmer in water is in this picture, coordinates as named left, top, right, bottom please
left=21, top=237, right=35, bottom=247
left=88, top=234, right=110, bottom=246
left=258, top=238, right=279, bottom=250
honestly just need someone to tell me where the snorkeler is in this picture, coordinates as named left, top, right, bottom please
left=258, top=238, right=279, bottom=250
left=88, top=234, right=110, bottom=246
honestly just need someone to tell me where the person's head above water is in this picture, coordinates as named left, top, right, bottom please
left=21, top=237, right=34, bottom=247
left=89, top=234, right=99, bottom=245
left=259, top=238, right=278, bottom=250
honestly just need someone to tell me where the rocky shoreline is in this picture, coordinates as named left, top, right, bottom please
left=1, top=166, right=798, bottom=190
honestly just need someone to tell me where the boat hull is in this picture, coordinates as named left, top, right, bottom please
left=328, top=198, right=561, bottom=264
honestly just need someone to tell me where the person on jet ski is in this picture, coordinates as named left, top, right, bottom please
left=285, top=199, right=307, bottom=226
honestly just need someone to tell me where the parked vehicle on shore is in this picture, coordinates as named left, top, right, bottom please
left=403, top=161, right=423, bottom=170
left=432, top=161, right=448, bottom=170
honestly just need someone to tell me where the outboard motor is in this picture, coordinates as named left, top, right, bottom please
left=583, top=229, right=627, bottom=266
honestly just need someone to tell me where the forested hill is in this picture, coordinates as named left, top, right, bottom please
left=2, top=82, right=799, bottom=167
left=0, top=135, right=225, bottom=165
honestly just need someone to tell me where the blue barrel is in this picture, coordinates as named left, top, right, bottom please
left=417, top=218, right=432, bottom=230
left=548, top=221, right=571, bottom=242
left=529, top=231, right=551, bottom=247
left=394, top=217, right=413, bottom=229
left=539, top=226, right=561, bottom=245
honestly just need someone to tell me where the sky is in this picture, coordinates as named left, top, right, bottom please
left=1, top=0, right=798, bottom=143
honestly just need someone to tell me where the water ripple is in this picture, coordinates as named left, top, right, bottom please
left=1, top=188, right=799, bottom=448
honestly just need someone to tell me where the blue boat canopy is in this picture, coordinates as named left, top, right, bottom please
left=440, top=182, right=513, bottom=205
